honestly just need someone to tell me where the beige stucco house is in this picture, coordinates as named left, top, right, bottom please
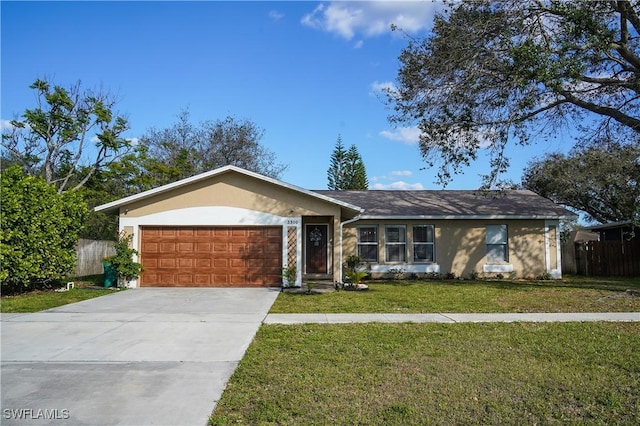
left=96, top=165, right=576, bottom=287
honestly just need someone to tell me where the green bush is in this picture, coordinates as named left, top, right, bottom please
left=0, top=167, right=88, bottom=293
left=105, top=232, right=143, bottom=286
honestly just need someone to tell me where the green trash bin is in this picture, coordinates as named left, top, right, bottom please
left=103, top=260, right=117, bottom=288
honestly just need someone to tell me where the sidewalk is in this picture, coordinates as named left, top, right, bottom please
left=264, top=312, right=640, bottom=324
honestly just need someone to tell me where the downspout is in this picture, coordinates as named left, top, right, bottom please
left=338, top=214, right=362, bottom=284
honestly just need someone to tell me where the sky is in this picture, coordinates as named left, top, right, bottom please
left=1, top=0, right=575, bottom=191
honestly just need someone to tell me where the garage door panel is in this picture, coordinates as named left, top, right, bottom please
left=159, top=259, right=176, bottom=268
left=178, top=259, right=193, bottom=268
left=141, top=226, right=282, bottom=287
left=196, top=259, right=211, bottom=268
left=177, top=274, right=194, bottom=285
left=214, top=259, right=228, bottom=268
left=195, top=274, right=211, bottom=285
left=214, top=275, right=229, bottom=285
left=160, top=242, right=176, bottom=253
left=195, top=243, right=212, bottom=252
left=230, top=259, right=245, bottom=268
left=178, top=242, right=194, bottom=252
left=178, top=228, right=195, bottom=237
left=160, top=229, right=178, bottom=237
left=143, top=242, right=159, bottom=253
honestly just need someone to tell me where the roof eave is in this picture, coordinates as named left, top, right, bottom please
left=94, top=165, right=363, bottom=214
left=358, top=214, right=577, bottom=220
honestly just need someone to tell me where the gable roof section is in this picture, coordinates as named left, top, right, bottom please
left=95, top=165, right=363, bottom=214
left=313, top=190, right=576, bottom=220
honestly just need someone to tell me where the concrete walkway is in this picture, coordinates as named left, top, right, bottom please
left=264, top=312, right=640, bottom=324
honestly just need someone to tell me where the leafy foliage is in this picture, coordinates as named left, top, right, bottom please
left=523, top=140, right=640, bottom=223
left=387, top=0, right=640, bottom=187
left=105, top=232, right=143, bottom=285
left=0, top=167, right=88, bottom=293
left=327, top=135, right=347, bottom=190
left=133, top=109, right=287, bottom=190
left=327, top=135, right=369, bottom=190
left=1, top=78, right=132, bottom=193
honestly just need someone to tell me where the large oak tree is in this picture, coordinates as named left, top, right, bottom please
left=387, top=0, right=640, bottom=187
left=522, top=140, right=640, bottom=223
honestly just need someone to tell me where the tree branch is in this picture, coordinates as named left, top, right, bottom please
left=561, top=91, right=640, bottom=132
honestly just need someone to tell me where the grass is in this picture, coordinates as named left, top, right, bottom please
left=0, top=277, right=118, bottom=313
left=210, top=322, right=640, bottom=425
left=271, top=276, right=640, bottom=313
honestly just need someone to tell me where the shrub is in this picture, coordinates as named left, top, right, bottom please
left=282, top=265, right=297, bottom=287
left=387, top=268, right=406, bottom=280
left=105, top=232, right=143, bottom=286
left=0, top=167, right=88, bottom=293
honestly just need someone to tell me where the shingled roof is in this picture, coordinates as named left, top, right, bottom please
left=313, top=190, right=575, bottom=219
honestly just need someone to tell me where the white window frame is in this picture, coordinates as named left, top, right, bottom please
left=413, top=225, right=435, bottom=263
left=357, top=226, right=378, bottom=263
left=486, top=224, right=508, bottom=263
left=385, top=225, right=406, bottom=263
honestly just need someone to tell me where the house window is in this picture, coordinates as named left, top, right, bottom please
left=357, top=226, right=378, bottom=262
left=413, top=225, right=435, bottom=263
left=385, top=226, right=406, bottom=262
left=486, top=225, right=508, bottom=263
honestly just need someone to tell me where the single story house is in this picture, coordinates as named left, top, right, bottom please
left=95, top=165, right=576, bottom=287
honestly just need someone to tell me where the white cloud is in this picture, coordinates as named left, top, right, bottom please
left=126, top=137, right=140, bottom=146
left=301, top=2, right=438, bottom=40
left=370, top=170, right=423, bottom=190
left=370, top=80, right=398, bottom=96
left=379, top=126, right=420, bottom=145
left=372, top=180, right=425, bottom=190
left=269, top=10, right=284, bottom=21
left=1, top=119, right=15, bottom=131
left=353, top=39, right=364, bottom=49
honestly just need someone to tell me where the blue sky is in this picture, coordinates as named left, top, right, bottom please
left=1, top=1, right=573, bottom=190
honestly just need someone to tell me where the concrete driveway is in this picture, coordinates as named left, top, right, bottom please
left=1, top=288, right=279, bottom=426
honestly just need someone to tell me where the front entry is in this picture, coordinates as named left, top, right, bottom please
left=305, top=224, right=328, bottom=274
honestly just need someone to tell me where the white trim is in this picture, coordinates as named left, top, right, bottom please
left=545, top=220, right=562, bottom=279
left=96, top=165, right=362, bottom=214
left=483, top=264, right=514, bottom=273
left=283, top=218, right=303, bottom=287
left=120, top=206, right=288, bottom=227
left=339, top=215, right=362, bottom=283
left=369, top=264, right=440, bottom=274
left=359, top=215, right=576, bottom=220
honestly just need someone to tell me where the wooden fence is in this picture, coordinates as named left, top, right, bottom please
left=563, top=240, right=640, bottom=277
left=75, top=239, right=115, bottom=277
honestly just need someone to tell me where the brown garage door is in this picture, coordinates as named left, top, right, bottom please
left=140, top=226, right=282, bottom=287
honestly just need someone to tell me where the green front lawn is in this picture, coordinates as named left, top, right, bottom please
left=0, top=284, right=117, bottom=313
left=210, top=322, right=640, bottom=425
left=271, top=276, right=640, bottom=313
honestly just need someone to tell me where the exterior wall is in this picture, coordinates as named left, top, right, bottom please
left=343, top=219, right=557, bottom=279
left=117, top=172, right=344, bottom=287
left=120, top=173, right=340, bottom=218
